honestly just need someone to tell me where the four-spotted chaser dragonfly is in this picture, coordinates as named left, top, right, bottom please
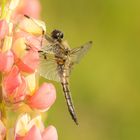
left=24, top=15, right=92, bottom=125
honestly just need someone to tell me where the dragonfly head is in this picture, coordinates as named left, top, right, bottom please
left=51, top=29, right=64, bottom=41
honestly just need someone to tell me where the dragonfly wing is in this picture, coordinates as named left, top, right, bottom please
left=38, top=44, right=62, bottom=82
left=70, top=41, right=92, bottom=64
left=38, top=57, right=61, bottom=82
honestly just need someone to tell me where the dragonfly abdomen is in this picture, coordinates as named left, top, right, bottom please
left=61, top=77, right=78, bottom=125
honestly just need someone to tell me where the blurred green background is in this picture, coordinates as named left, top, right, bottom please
left=40, top=0, right=140, bottom=140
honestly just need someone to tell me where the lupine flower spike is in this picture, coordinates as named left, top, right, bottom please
left=0, top=0, right=58, bottom=139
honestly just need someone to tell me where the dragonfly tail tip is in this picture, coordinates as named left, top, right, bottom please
left=74, top=118, right=79, bottom=125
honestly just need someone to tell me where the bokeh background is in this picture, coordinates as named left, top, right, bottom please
left=40, top=0, right=140, bottom=140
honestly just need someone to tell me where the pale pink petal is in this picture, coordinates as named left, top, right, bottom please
left=42, top=126, right=58, bottom=140
left=0, top=20, right=9, bottom=39
left=16, top=126, right=42, bottom=140
left=26, top=36, right=43, bottom=51
left=12, top=76, right=27, bottom=102
left=13, top=31, right=42, bottom=51
left=16, top=50, right=39, bottom=73
left=0, top=51, right=14, bottom=72
left=3, top=66, right=27, bottom=103
left=3, top=66, right=21, bottom=94
left=27, top=83, right=56, bottom=110
left=13, top=31, right=32, bottom=41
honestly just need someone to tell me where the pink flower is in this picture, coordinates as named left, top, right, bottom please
left=0, top=51, right=14, bottom=73
left=0, top=20, right=9, bottom=39
left=2, top=66, right=27, bottom=103
left=15, top=0, right=41, bottom=18
left=12, top=30, right=44, bottom=73
left=12, top=34, right=40, bottom=73
left=27, top=83, right=56, bottom=111
left=15, top=114, right=58, bottom=140
left=0, top=1, right=58, bottom=139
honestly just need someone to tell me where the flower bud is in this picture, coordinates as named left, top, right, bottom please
left=0, top=20, right=9, bottom=39
left=3, top=66, right=27, bottom=103
left=15, top=114, right=58, bottom=140
left=0, top=51, right=14, bottom=73
left=2, top=36, right=13, bottom=52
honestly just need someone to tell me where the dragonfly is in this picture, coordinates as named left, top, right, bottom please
left=24, top=15, right=92, bottom=125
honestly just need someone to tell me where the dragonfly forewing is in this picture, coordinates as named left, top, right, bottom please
left=70, top=41, right=92, bottom=64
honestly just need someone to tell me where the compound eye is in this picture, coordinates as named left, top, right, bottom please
left=51, top=29, right=64, bottom=40
left=56, top=33, right=60, bottom=39
left=60, top=32, right=64, bottom=39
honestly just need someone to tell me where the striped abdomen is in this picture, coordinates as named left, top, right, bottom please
left=61, top=76, right=78, bottom=125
